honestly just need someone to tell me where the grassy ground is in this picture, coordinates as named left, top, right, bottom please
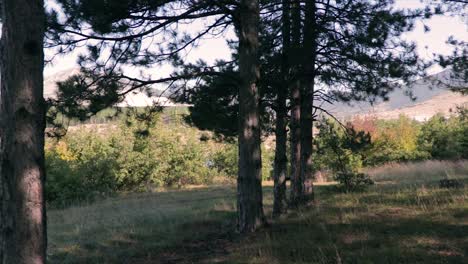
left=48, top=161, right=468, bottom=263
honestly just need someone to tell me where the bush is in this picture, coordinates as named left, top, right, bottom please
left=335, top=172, right=374, bottom=192
left=45, top=112, right=227, bottom=205
left=157, top=138, right=216, bottom=187
left=210, top=142, right=274, bottom=181
left=314, top=118, right=370, bottom=174
left=315, top=111, right=467, bottom=174
left=45, top=149, right=90, bottom=206
left=261, top=145, right=274, bottom=181
left=418, top=111, right=467, bottom=160
left=211, top=143, right=238, bottom=178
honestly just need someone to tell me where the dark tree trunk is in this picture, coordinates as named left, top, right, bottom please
left=0, top=0, right=47, bottom=263
left=289, top=0, right=303, bottom=207
left=236, top=0, right=265, bottom=233
left=272, top=0, right=291, bottom=218
left=299, top=0, right=317, bottom=203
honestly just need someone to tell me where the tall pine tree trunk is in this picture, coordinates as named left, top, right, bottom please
left=0, top=0, right=47, bottom=263
left=272, top=0, right=291, bottom=218
left=289, top=0, right=303, bottom=207
left=299, top=0, right=317, bottom=203
left=236, top=0, right=265, bottom=233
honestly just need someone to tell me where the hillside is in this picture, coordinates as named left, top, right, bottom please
left=44, top=68, right=179, bottom=107
left=45, top=68, right=468, bottom=121
left=321, top=70, right=468, bottom=121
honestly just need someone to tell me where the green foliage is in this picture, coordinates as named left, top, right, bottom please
left=211, top=143, right=238, bottom=178
left=368, top=115, right=430, bottom=165
left=418, top=110, right=468, bottom=160
left=335, top=172, right=374, bottom=192
left=315, top=110, right=467, bottom=190
left=45, top=148, right=92, bottom=205
left=316, top=111, right=467, bottom=169
left=314, top=118, right=374, bottom=191
left=45, top=111, right=224, bottom=205
left=210, top=142, right=274, bottom=181
left=261, top=145, right=275, bottom=181
left=314, top=118, right=370, bottom=174
left=46, top=106, right=278, bottom=205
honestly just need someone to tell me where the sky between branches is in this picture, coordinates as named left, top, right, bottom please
left=44, top=0, right=468, bottom=79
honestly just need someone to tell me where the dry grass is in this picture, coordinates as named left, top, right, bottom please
left=48, top=161, right=468, bottom=263
left=48, top=187, right=238, bottom=263
left=365, top=160, right=468, bottom=184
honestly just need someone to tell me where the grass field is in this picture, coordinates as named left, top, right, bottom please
left=48, top=161, right=468, bottom=263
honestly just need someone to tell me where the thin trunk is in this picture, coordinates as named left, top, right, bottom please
left=272, top=0, right=291, bottom=218
left=299, top=0, right=317, bottom=203
left=0, top=0, right=47, bottom=263
left=289, top=0, right=303, bottom=207
left=236, top=0, right=265, bottom=233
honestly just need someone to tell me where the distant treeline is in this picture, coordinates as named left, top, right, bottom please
left=45, top=110, right=274, bottom=207
left=314, top=108, right=468, bottom=176
left=45, top=107, right=467, bottom=206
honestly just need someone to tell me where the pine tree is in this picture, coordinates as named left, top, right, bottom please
left=288, top=0, right=304, bottom=208
left=429, top=0, right=467, bottom=93
left=158, top=0, right=429, bottom=211
left=236, top=0, right=267, bottom=232
left=272, top=0, right=290, bottom=218
left=49, top=0, right=269, bottom=232
left=288, top=0, right=427, bottom=206
left=0, top=0, right=47, bottom=263
left=48, top=0, right=430, bottom=219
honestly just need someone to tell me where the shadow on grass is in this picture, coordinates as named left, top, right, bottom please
left=48, top=184, right=467, bottom=264
left=48, top=186, right=246, bottom=264
left=256, top=213, right=467, bottom=264
left=236, top=184, right=467, bottom=264
left=50, top=211, right=239, bottom=264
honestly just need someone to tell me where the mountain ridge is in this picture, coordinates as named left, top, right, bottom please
left=44, top=69, right=468, bottom=120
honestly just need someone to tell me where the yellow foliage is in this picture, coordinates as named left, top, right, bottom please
left=55, top=141, right=76, bottom=161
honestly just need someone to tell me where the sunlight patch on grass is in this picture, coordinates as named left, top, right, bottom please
left=48, top=166, right=467, bottom=263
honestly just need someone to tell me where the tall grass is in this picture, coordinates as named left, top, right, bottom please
left=48, top=187, right=238, bottom=263
left=48, top=161, right=468, bottom=263
left=365, top=160, right=468, bottom=183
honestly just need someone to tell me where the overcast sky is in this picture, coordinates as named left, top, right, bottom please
left=44, top=0, right=468, bottom=77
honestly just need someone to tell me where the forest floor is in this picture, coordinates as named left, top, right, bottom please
left=48, top=163, right=468, bottom=264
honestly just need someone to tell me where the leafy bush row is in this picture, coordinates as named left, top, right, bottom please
left=314, top=108, right=468, bottom=191
left=45, top=113, right=274, bottom=206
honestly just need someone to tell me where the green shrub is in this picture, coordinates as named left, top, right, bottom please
left=157, top=139, right=216, bottom=187
left=211, top=143, right=238, bottom=178
left=335, top=172, right=374, bottom=192
left=45, top=112, right=224, bottom=205
left=210, top=142, right=274, bottom=181
left=315, top=111, right=467, bottom=173
left=261, top=145, right=274, bottom=181
left=45, top=149, right=90, bottom=206
left=418, top=111, right=467, bottom=160
left=45, top=132, right=119, bottom=206
left=314, top=118, right=370, bottom=174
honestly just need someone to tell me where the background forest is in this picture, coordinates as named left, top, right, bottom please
left=45, top=106, right=468, bottom=206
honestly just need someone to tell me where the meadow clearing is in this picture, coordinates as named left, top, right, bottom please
left=48, top=160, right=468, bottom=264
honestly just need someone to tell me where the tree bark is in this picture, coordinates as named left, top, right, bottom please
left=0, top=0, right=47, bottom=263
left=272, top=0, right=291, bottom=218
left=299, top=0, right=317, bottom=203
left=289, top=0, right=303, bottom=207
left=236, top=0, right=265, bottom=233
